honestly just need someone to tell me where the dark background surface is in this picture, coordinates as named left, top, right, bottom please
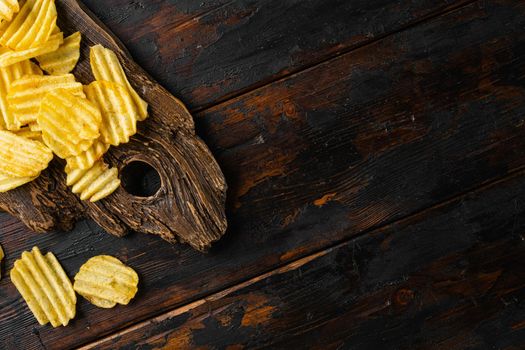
left=2, top=0, right=525, bottom=349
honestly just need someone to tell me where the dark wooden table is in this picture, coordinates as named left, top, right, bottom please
left=1, top=0, right=525, bottom=348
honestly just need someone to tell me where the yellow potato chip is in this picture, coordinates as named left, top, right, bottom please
left=66, top=139, right=109, bottom=170
left=0, top=59, right=42, bottom=130
left=73, top=255, right=138, bottom=308
left=0, top=31, right=63, bottom=68
left=37, top=31, right=81, bottom=75
left=0, top=0, right=57, bottom=50
left=28, top=121, right=41, bottom=131
left=66, top=160, right=120, bottom=202
left=0, top=130, right=52, bottom=177
left=8, top=73, right=84, bottom=125
left=38, top=89, right=101, bottom=158
left=0, top=172, right=37, bottom=192
left=0, top=0, right=19, bottom=22
left=90, top=44, right=148, bottom=120
left=13, top=126, right=41, bottom=140
left=85, top=80, right=138, bottom=146
left=10, top=247, right=76, bottom=327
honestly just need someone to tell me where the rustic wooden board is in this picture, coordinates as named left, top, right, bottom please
left=86, top=170, right=525, bottom=350
left=1, top=0, right=524, bottom=349
left=81, top=0, right=473, bottom=110
left=0, top=0, right=228, bottom=252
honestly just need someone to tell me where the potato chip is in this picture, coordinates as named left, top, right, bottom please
left=90, top=44, right=148, bottom=120
left=28, top=122, right=41, bottom=131
left=66, top=160, right=120, bottom=202
left=0, top=130, right=52, bottom=177
left=8, top=73, right=84, bottom=125
left=66, top=139, right=109, bottom=170
left=37, top=31, right=81, bottom=75
left=0, top=172, right=37, bottom=192
left=38, top=89, right=101, bottom=158
left=0, top=59, right=42, bottom=130
left=13, top=126, right=41, bottom=140
left=0, top=0, right=57, bottom=50
left=0, top=0, right=19, bottom=22
left=73, top=255, right=138, bottom=308
left=0, top=31, right=63, bottom=68
left=85, top=80, right=138, bottom=146
left=10, top=247, right=76, bottom=327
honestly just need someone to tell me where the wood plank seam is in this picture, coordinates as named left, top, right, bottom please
left=78, top=163, right=525, bottom=349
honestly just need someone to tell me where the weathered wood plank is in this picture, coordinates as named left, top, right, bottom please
left=84, top=170, right=525, bottom=349
left=1, top=0, right=525, bottom=348
left=81, top=0, right=472, bottom=110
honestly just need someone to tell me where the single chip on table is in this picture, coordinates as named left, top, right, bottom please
left=90, top=44, right=148, bottom=120
left=0, top=0, right=57, bottom=50
left=0, top=31, right=63, bottom=68
left=0, top=0, right=19, bottom=22
left=0, top=59, right=42, bottom=130
left=7, top=73, right=84, bottom=125
left=66, top=139, right=109, bottom=170
left=36, top=31, right=81, bottom=75
left=0, top=130, right=52, bottom=178
left=10, top=247, right=77, bottom=327
left=85, top=80, right=139, bottom=146
left=73, top=255, right=138, bottom=308
left=66, top=159, right=120, bottom=202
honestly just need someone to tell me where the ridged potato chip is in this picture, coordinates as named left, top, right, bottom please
left=0, top=130, right=52, bottom=177
left=66, top=139, right=109, bottom=170
left=38, top=89, right=101, bottom=158
left=66, top=160, right=120, bottom=202
left=0, top=0, right=19, bottom=22
left=0, top=172, right=37, bottom=192
left=8, top=73, right=84, bottom=125
left=28, top=122, right=41, bottom=131
left=0, top=31, right=63, bottom=68
left=37, top=31, right=81, bottom=75
left=73, top=255, right=138, bottom=308
left=90, top=44, right=148, bottom=120
left=10, top=247, right=76, bottom=327
left=13, top=126, right=41, bottom=140
left=0, top=0, right=57, bottom=50
left=85, top=80, right=138, bottom=146
left=0, top=59, right=42, bottom=130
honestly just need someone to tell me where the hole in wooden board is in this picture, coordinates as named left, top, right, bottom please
left=120, top=161, right=161, bottom=197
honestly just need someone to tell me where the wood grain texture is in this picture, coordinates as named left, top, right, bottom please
left=0, top=0, right=228, bottom=252
left=1, top=0, right=524, bottom=348
left=84, top=170, right=525, bottom=350
left=81, top=0, right=473, bottom=110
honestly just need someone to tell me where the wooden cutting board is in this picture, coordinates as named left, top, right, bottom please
left=0, top=0, right=227, bottom=252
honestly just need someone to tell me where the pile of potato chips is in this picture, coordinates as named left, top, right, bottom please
left=0, top=0, right=148, bottom=202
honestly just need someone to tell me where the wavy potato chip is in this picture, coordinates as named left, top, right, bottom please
left=66, top=139, right=109, bottom=170
left=90, top=44, right=148, bottom=120
left=0, top=59, right=42, bottom=130
left=11, top=247, right=76, bottom=327
left=37, top=31, right=81, bottom=75
left=0, top=31, right=63, bottom=68
left=38, top=89, right=101, bottom=158
left=85, top=80, right=138, bottom=146
left=66, top=160, right=120, bottom=202
left=0, top=0, right=19, bottom=22
left=13, top=126, right=41, bottom=140
left=9, top=73, right=85, bottom=125
left=73, top=255, right=138, bottom=308
left=0, top=0, right=57, bottom=50
left=0, top=172, right=37, bottom=192
left=0, top=130, right=52, bottom=177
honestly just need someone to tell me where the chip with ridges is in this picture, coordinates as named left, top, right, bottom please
left=85, top=80, right=138, bottom=146
left=0, top=0, right=19, bottom=22
left=8, top=73, right=84, bottom=125
left=10, top=247, right=76, bottom=327
left=66, top=160, right=120, bottom=202
left=0, top=31, right=63, bottom=68
left=0, top=130, right=52, bottom=177
left=37, top=31, right=81, bottom=75
left=90, top=44, right=148, bottom=120
left=0, top=59, right=42, bottom=130
left=0, top=0, right=57, bottom=50
left=13, top=126, right=41, bottom=140
left=66, top=139, right=109, bottom=170
left=0, top=172, right=37, bottom=192
left=73, top=255, right=138, bottom=308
